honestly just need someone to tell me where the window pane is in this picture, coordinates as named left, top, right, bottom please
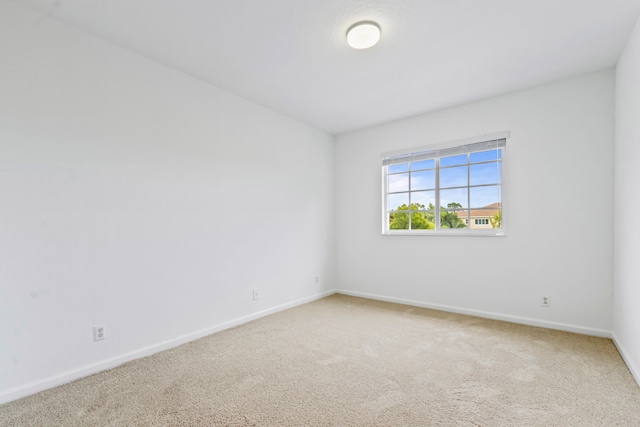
left=388, top=163, right=409, bottom=173
left=440, top=188, right=468, bottom=209
left=470, top=162, right=501, bottom=186
left=470, top=185, right=500, bottom=208
left=410, top=170, right=435, bottom=190
left=440, top=166, right=467, bottom=188
left=389, top=211, right=409, bottom=229
left=457, top=210, right=470, bottom=225
left=388, top=193, right=409, bottom=210
left=470, top=209, right=501, bottom=229
left=411, top=190, right=435, bottom=209
left=470, top=149, right=501, bottom=163
left=441, top=210, right=468, bottom=229
left=410, top=159, right=435, bottom=171
left=388, top=173, right=409, bottom=192
left=440, top=154, right=467, bottom=167
left=410, top=212, right=435, bottom=230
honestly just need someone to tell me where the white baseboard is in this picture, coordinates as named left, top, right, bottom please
left=612, top=334, right=640, bottom=388
left=0, top=290, right=334, bottom=405
left=335, top=289, right=612, bottom=338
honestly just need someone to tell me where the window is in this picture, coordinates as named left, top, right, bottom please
left=382, top=132, right=507, bottom=236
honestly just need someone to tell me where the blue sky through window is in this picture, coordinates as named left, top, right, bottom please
left=387, top=150, right=501, bottom=210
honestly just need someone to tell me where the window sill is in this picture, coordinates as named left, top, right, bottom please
left=382, top=229, right=506, bottom=237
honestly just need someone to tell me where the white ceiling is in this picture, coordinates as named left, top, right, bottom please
left=13, top=0, right=640, bottom=134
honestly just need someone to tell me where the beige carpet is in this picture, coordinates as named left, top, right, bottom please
left=2, top=294, right=640, bottom=426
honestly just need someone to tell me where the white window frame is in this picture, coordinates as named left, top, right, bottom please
left=381, top=131, right=508, bottom=237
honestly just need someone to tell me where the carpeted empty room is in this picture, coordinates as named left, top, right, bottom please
left=0, top=295, right=640, bottom=426
left=2, top=295, right=640, bottom=426
left=4, top=1, right=640, bottom=426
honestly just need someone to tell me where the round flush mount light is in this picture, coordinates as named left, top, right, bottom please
left=346, top=21, right=381, bottom=49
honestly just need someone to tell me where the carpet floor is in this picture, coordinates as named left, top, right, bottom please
left=1, top=294, right=640, bottom=426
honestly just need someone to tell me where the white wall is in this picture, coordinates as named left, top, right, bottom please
left=614, top=16, right=640, bottom=384
left=0, top=2, right=334, bottom=402
left=336, top=70, right=615, bottom=335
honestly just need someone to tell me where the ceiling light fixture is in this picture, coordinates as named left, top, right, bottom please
left=346, top=21, right=381, bottom=49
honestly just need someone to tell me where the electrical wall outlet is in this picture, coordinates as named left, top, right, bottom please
left=94, top=325, right=106, bottom=341
left=253, top=288, right=260, bottom=300
left=315, top=276, right=319, bottom=284
left=541, top=296, right=551, bottom=307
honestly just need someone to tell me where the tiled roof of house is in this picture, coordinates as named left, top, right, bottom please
left=456, top=202, right=501, bottom=218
